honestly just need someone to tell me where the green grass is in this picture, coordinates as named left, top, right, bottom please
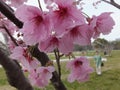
left=61, top=70, right=120, bottom=90
left=0, top=50, right=120, bottom=90
left=0, top=68, right=16, bottom=90
left=0, top=68, right=8, bottom=86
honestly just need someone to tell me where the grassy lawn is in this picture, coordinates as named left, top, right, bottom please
left=0, top=50, right=120, bottom=90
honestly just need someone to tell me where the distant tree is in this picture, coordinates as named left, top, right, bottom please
left=93, top=38, right=109, bottom=50
left=111, top=39, right=120, bottom=50
left=74, top=45, right=93, bottom=51
left=93, top=38, right=114, bottom=56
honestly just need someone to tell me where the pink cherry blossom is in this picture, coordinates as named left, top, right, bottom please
left=66, top=56, right=93, bottom=82
left=10, top=46, right=40, bottom=71
left=44, top=0, right=54, bottom=5
left=65, top=24, right=93, bottom=45
left=90, top=12, right=115, bottom=38
left=49, top=0, right=85, bottom=36
left=0, top=12, right=5, bottom=19
left=2, top=0, right=7, bottom=2
left=37, top=66, right=55, bottom=80
left=0, top=19, right=17, bottom=35
left=7, top=39, right=16, bottom=51
left=39, top=35, right=74, bottom=54
left=28, top=66, right=55, bottom=88
left=10, top=0, right=28, bottom=8
left=15, top=5, right=51, bottom=45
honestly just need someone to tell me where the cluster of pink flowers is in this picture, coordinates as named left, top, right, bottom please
left=28, top=66, right=55, bottom=88
left=89, top=12, right=115, bottom=38
left=10, top=46, right=55, bottom=88
left=0, top=0, right=115, bottom=88
left=66, top=56, right=94, bottom=82
left=15, top=0, right=115, bottom=55
left=10, top=46, right=40, bottom=71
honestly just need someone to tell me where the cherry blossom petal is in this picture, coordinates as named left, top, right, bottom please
left=90, top=12, right=115, bottom=38
left=66, top=56, right=93, bottom=82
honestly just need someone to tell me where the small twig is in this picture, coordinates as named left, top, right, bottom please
left=82, top=12, right=90, bottom=18
left=59, top=54, right=64, bottom=57
left=0, top=0, right=23, bottom=28
left=101, top=0, right=120, bottom=9
left=54, top=49, right=61, bottom=81
left=2, top=25, right=18, bottom=46
left=38, top=0, right=43, bottom=11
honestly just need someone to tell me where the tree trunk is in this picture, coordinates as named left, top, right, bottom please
left=0, top=42, right=34, bottom=90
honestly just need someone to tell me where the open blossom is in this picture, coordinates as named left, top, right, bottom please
left=66, top=56, right=93, bottom=82
left=39, top=35, right=74, bottom=54
left=65, top=24, right=93, bottom=45
left=90, top=12, right=115, bottom=38
left=50, top=0, right=85, bottom=36
left=10, top=46, right=40, bottom=71
left=15, top=5, right=51, bottom=45
left=28, top=66, right=55, bottom=88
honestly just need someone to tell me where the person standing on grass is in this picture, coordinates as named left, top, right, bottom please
left=94, top=51, right=102, bottom=75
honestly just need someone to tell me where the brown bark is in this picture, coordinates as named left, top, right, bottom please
left=0, top=0, right=67, bottom=90
left=0, top=0, right=23, bottom=28
left=0, top=42, right=34, bottom=90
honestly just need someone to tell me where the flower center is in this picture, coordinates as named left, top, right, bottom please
left=51, top=37, right=59, bottom=46
left=75, top=60, right=83, bottom=67
left=44, top=69, right=49, bottom=73
left=70, top=26, right=80, bottom=37
left=55, top=6, right=68, bottom=19
left=34, top=15, right=43, bottom=25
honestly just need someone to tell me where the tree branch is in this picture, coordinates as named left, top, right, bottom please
left=102, top=0, right=120, bottom=9
left=0, top=42, right=34, bottom=90
left=0, top=0, right=23, bottom=28
left=54, top=49, right=61, bottom=81
left=2, top=26, right=19, bottom=46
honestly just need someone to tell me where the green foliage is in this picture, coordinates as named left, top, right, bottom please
left=93, top=38, right=109, bottom=49
left=112, top=40, right=120, bottom=49
left=0, top=68, right=9, bottom=86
